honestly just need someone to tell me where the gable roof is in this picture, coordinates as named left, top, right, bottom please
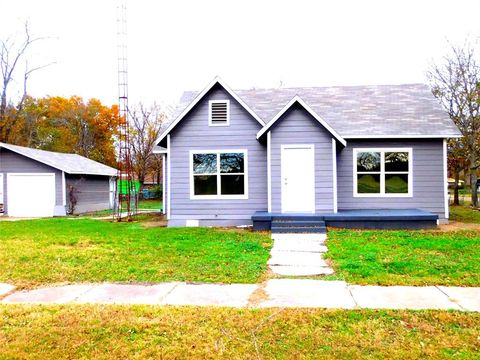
left=257, top=96, right=347, bottom=146
left=0, top=142, right=117, bottom=176
left=168, top=83, right=461, bottom=139
left=156, top=77, right=265, bottom=145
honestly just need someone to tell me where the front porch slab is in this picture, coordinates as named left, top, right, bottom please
left=253, top=209, right=439, bottom=231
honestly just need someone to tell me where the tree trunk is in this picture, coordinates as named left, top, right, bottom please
left=138, top=173, right=145, bottom=201
left=471, top=170, right=478, bottom=208
left=453, top=171, right=460, bottom=205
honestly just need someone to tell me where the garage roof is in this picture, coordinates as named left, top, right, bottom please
left=0, top=142, right=117, bottom=176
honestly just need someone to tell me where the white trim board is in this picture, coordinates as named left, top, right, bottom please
left=162, top=154, right=166, bottom=215
left=256, top=96, right=347, bottom=146
left=189, top=149, right=249, bottom=200
left=61, top=171, right=66, bottom=206
left=167, top=134, right=171, bottom=220
left=443, top=139, right=449, bottom=219
left=353, top=147, right=413, bottom=198
left=156, top=76, right=265, bottom=145
left=267, top=131, right=272, bottom=213
left=343, top=134, right=462, bottom=139
left=332, top=139, right=338, bottom=213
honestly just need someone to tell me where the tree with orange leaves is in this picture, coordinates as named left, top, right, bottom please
left=3, top=95, right=120, bottom=167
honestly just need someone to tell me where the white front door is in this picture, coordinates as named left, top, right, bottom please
left=281, top=145, right=315, bottom=213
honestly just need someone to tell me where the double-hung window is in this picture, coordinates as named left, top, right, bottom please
left=191, top=150, right=248, bottom=199
left=354, top=148, right=412, bottom=197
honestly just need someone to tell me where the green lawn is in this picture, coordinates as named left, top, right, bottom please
left=82, top=200, right=163, bottom=216
left=0, top=218, right=271, bottom=288
left=325, top=229, right=480, bottom=286
left=450, top=205, right=480, bottom=223
left=0, top=305, right=478, bottom=359
left=137, top=199, right=163, bottom=210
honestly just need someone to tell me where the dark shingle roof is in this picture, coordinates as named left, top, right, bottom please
left=171, top=83, right=461, bottom=138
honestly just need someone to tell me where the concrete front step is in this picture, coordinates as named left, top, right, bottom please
left=268, top=251, right=329, bottom=267
left=270, top=265, right=334, bottom=276
left=271, top=227, right=327, bottom=234
left=272, top=220, right=326, bottom=228
left=269, top=215, right=325, bottom=221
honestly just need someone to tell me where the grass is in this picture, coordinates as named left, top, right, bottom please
left=0, top=218, right=271, bottom=288
left=0, top=305, right=478, bottom=359
left=450, top=204, right=480, bottom=223
left=82, top=200, right=163, bottom=216
left=325, top=229, right=480, bottom=286
left=137, top=199, right=162, bottom=210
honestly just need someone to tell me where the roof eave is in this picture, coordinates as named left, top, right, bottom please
left=342, top=134, right=463, bottom=139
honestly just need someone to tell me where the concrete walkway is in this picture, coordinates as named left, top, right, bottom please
left=269, top=233, right=334, bottom=276
left=1, top=280, right=479, bottom=311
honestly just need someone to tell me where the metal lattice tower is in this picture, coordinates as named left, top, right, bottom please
left=114, top=0, right=137, bottom=221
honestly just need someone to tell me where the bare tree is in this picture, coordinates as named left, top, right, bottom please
left=129, top=103, right=166, bottom=196
left=0, top=22, right=53, bottom=141
left=427, top=43, right=480, bottom=207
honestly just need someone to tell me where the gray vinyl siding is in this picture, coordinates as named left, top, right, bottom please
left=337, top=139, right=446, bottom=219
left=168, top=84, right=267, bottom=224
left=270, top=104, right=334, bottom=212
left=66, top=174, right=112, bottom=214
left=0, top=148, right=63, bottom=215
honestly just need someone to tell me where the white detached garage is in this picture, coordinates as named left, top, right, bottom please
left=0, top=142, right=117, bottom=217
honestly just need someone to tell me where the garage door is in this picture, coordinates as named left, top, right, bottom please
left=7, top=173, right=56, bottom=217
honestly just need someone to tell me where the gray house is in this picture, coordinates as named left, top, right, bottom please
left=0, top=142, right=116, bottom=217
left=155, top=77, right=461, bottom=229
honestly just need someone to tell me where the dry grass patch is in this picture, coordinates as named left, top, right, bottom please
left=0, top=305, right=479, bottom=359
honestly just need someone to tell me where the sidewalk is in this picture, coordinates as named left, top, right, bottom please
left=1, top=280, right=479, bottom=311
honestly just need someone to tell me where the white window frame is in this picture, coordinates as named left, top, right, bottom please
left=208, top=100, right=230, bottom=127
left=353, top=148, right=413, bottom=198
left=190, top=149, right=248, bottom=200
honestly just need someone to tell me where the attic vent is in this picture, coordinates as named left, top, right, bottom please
left=209, top=100, right=230, bottom=126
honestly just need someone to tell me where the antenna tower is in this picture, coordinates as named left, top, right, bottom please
left=114, top=0, right=137, bottom=221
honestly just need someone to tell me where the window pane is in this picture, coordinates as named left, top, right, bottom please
left=385, top=174, right=409, bottom=193
left=220, top=175, right=245, bottom=195
left=385, top=152, right=409, bottom=172
left=220, top=153, right=244, bottom=173
left=357, top=152, right=381, bottom=172
left=194, top=175, right=217, bottom=195
left=357, top=174, right=380, bottom=193
left=193, top=154, right=217, bottom=174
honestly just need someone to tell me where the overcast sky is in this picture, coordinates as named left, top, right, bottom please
left=1, top=0, right=479, bottom=108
